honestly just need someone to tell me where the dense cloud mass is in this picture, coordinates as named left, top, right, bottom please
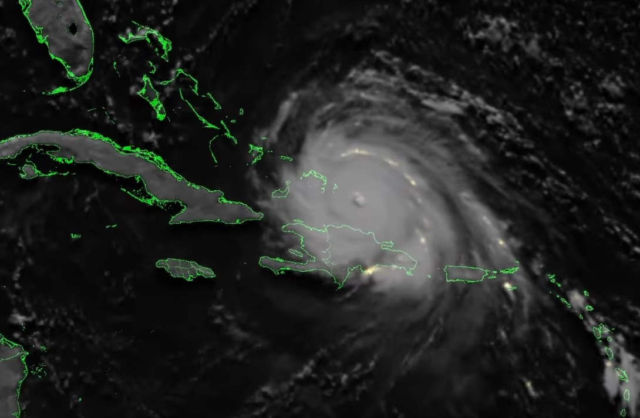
left=0, top=1, right=639, bottom=417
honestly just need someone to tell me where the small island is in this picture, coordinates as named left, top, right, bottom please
left=443, top=264, right=519, bottom=283
left=155, top=258, right=216, bottom=282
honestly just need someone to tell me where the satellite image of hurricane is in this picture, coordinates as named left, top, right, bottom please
left=0, top=1, right=639, bottom=417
